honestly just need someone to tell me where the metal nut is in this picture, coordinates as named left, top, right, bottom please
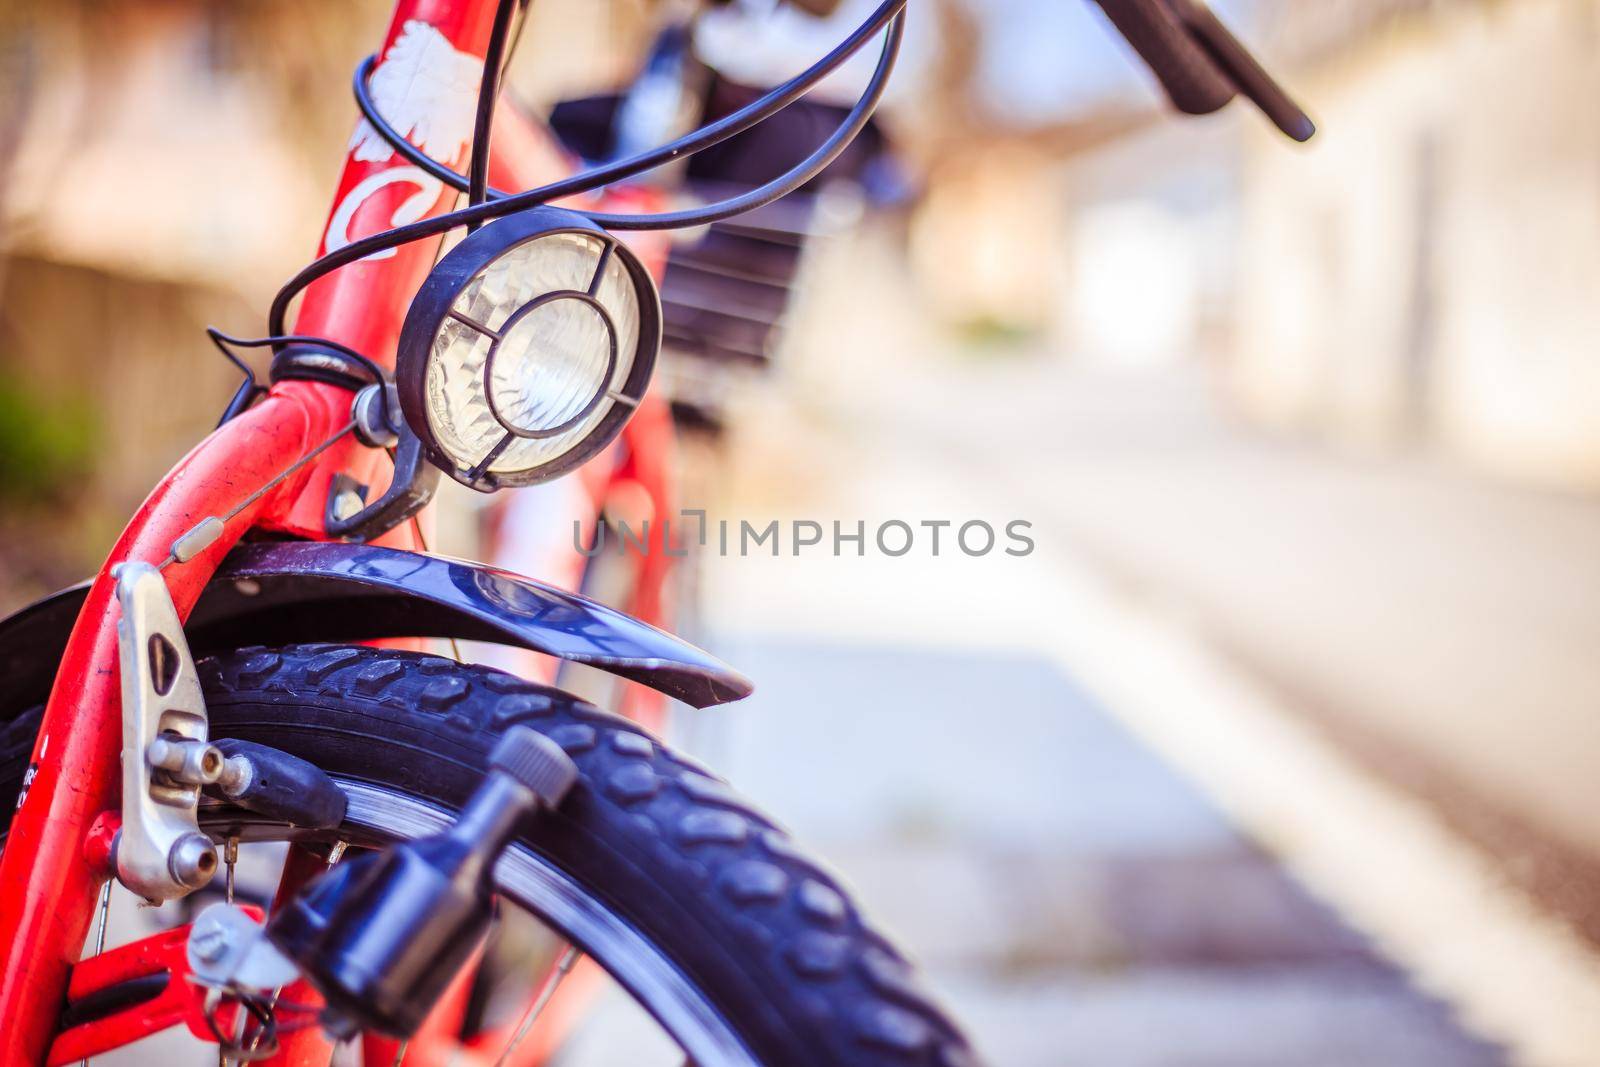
left=147, top=736, right=224, bottom=786
left=167, top=832, right=218, bottom=890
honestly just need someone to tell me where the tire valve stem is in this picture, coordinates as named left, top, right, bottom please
left=262, top=727, right=577, bottom=1040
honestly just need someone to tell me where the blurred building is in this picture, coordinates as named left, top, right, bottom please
left=906, top=0, right=1600, bottom=492
left=1234, top=0, right=1600, bottom=490
left=0, top=0, right=653, bottom=602
left=0, top=0, right=380, bottom=599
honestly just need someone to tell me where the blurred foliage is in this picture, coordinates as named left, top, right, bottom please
left=954, top=314, right=1039, bottom=353
left=0, top=376, right=98, bottom=507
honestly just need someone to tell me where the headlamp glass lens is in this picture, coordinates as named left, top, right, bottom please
left=422, top=231, right=642, bottom=479
left=489, top=298, right=612, bottom=437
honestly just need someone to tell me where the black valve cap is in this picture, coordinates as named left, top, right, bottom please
left=489, top=726, right=578, bottom=808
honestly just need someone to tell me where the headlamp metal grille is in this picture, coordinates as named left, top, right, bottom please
left=396, top=207, right=661, bottom=492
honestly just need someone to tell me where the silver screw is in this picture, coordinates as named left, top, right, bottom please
left=191, top=919, right=232, bottom=963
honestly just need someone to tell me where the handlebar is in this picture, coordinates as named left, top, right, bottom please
left=1092, top=0, right=1315, bottom=142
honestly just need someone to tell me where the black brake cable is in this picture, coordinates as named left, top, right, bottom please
left=465, top=0, right=518, bottom=230
left=593, top=13, right=902, bottom=232
left=209, top=329, right=387, bottom=425
left=351, top=0, right=905, bottom=205
left=209, top=330, right=386, bottom=383
left=209, top=329, right=266, bottom=425
left=269, top=0, right=906, bottom=346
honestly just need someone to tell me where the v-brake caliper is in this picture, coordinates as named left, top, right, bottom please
left=113, top=562, right=347, bottom=901
left=113, top=561, right=230, bottom=900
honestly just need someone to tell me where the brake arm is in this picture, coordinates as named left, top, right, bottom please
left=113, top=563, right=226, bottom=902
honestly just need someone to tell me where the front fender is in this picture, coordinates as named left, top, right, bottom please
left=0, top=542, right=750, bottom=716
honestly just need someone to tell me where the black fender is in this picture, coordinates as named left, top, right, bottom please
left=0, top=542, right=751, bottom=718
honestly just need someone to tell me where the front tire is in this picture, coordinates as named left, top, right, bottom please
left=0, top=644, right=982, bottom=1067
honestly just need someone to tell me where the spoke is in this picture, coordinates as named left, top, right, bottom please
left=78, top=879, right=115, bottom=1067
left=494, top=944, right=581, bottom=1067
left=90, top=878, right=112, bottom=954
left=224, top=836, right=239, bottom=904
left=218, top=838, right=240, bottom=1067
left=243, top=841, right=350, bottom=1058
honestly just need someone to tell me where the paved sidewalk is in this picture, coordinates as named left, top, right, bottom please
left=675, top=639, right=1504, bottom=1067
left=871, top=360, right=1600, bottom=934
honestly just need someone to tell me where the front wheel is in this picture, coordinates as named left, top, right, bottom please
left=1, top=644, right=982, bottom=1067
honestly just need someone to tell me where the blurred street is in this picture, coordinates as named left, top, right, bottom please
left=881, top=358, right=1600, bottom=914
left=691, top=640, right=1504, bottom=1066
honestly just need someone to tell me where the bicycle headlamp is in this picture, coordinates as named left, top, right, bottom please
left=396, top=207, right=660, bottom=490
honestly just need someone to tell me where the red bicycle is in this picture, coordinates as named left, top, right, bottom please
left=0, top=0, right=1309, bottom=1063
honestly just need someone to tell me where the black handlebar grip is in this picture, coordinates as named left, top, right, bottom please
left=1091, top=0, right=1236, bottom=116
left=1175, top=0, right=1316, bottom=142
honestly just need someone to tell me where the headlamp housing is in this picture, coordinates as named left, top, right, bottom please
left=396, top=207, right=661, bottom=491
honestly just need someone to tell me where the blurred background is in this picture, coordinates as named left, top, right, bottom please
left=5, top=0, right=1600, bottom=1064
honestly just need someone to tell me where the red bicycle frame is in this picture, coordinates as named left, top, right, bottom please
left=0, top=1, right=671, bottom=1061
